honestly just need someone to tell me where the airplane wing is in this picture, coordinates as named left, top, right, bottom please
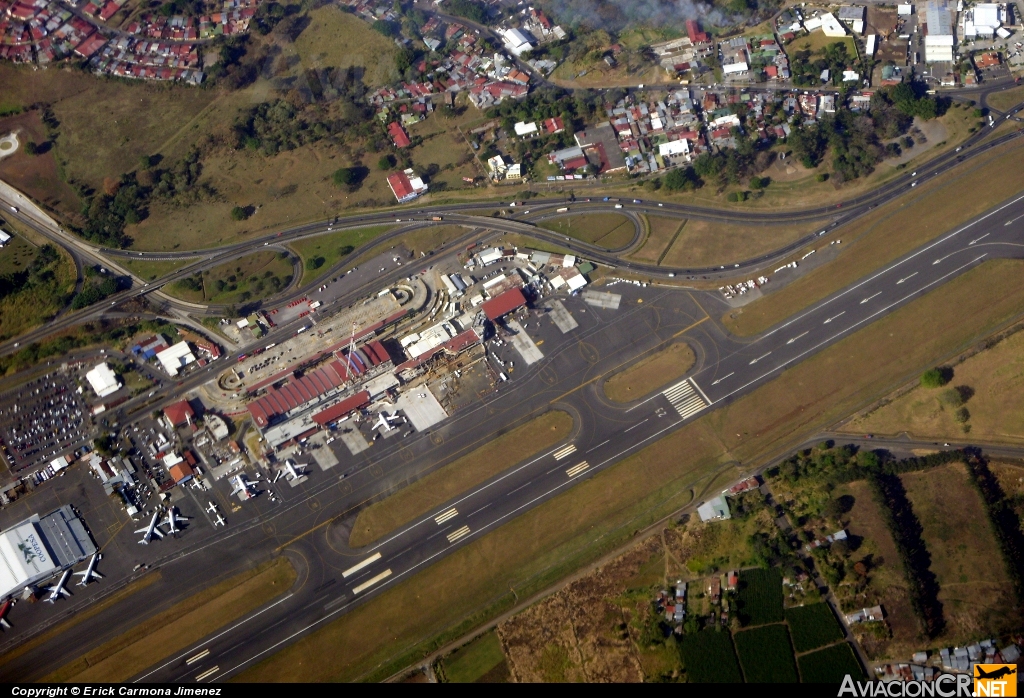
left=151, top=527, right=164, bottom=538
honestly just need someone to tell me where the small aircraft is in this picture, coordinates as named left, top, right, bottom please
left=44, top=569, right=73, bottom=603
left=373, top=411, right=402, bottom=433
left=206, top=502, right=218, bottom=514
left=214, top=514, right=226, bottom=527
left=136, top=511, right=165, bottom=544
left=0, top=599, right=13, bottom=629
left=160, top=507, right=190, bottom=535
left=74, top=553, right=103, bottom=587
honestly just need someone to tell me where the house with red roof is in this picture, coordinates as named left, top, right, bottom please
left=387, top=121, right=411, bottom=148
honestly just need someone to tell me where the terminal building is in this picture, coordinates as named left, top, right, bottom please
left=0, top=505, right=96, bottom=600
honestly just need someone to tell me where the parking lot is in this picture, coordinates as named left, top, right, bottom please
left=0, top=373, right=89, bottom=472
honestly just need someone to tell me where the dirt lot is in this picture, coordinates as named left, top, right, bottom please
left=844, top=327, right=1024, bottom=444
left=603, top=342, right=695, bottom=402
left=900, top=463, right=1015, bottom=645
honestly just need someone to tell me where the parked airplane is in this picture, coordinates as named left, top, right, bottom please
left=206, top=502, right=217, bottom=514
left=214, top=514, right=226, bottom=527
left=44, top=569, right=72, bottom=603
left=160, top=507, right=190, bottom=535
left=284, top=460, right=306, bottom=481
left=136, top=511, right=165, bottom=544
left=74, top=553, right=103, bottom=587
left=373, top=411, right=402, bottom=432
left=0, top=599, right=13, bottom=629
left=230, top=475, right=255, bottom=500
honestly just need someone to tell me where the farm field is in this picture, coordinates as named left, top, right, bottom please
left=438, top=630, right=509, bottom=683
left=736, top=568, right=784, bottom=626
left=785, top=603, right=844, bottom=653
left=603, top=342, right=695, bottom=403
left=843, top=328, right=1024, bottom=444
left=287, top=225, right=394, bottom=282
left=163, top=250, right=295, bottom=306
left=678, top=629, right=744, bottom=682
left=659, top=219, right=818, bottom=269
left=348, top=410, right=573, bottom=547
left=629, top=216, right=683, bottom=264
left=538, top=213, right=636, bottom=250
left=797, top=642, right=866, bottom=683
left=899, top=463, right=1015, bottom=644
left=734, top=624, right=799, bottom=683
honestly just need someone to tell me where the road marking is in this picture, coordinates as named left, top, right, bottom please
left=186, top=649, right=211, bottom=665
left=195, top=666, right=220, bottom=682
left=896, top=272, right=918, bottom=284
left=566, top=461, right=591, bottom=478
left=552, top=444, right=577, bottom=460
left=434, top=508, right=458, bottom=525
left=586, top=439, right=609, bottom=453
left=662, top=379, right=708, bottom=418
left=352, top=569, right=393, bottom=594
left=823, top=312, right=845, bottom=324
left=467, top=503, right=491, bottom=518
left=342, top=552, right=381, bottom=578
left=624, top=419, right=648, bottom=432
left=860, top=292, right=881, bottom=304
left=711, top=373, right=733, bottom=386
left=1006, top=215, right=1024, bottom=227
left=786, top=331, right=809, bottom=344
left=690, top=378, right=711, bottom=404
left=749, top=352, right=771, bottom=365
left=972, top=233, right=992, bottom=243
left=506, top=481, right=533, bottom=496
left=447, top=526, right=471, bottom=544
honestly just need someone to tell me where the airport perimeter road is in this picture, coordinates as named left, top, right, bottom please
left=130, top=190, right=1024, bottom=683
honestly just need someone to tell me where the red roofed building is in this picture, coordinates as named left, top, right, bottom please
left=685, top=18, right=709, bottom=44
left=386, top=169, right=428, bottom=203
left=481, top=287, right=527, bottom=321
left=561, top=155, right=589, bottom=172
left=311, top=391, right=370, bottom=426
left=543, top=117, right=564, bottom=134
left=387, top=121, right=411, bottom=148
left=168, top=461, right=194, bottom=484
left=98, top=0, right=118, bottom=21
left=164, top=399, right=195, bottom=427
left=74, top=32, right=107, bottom=58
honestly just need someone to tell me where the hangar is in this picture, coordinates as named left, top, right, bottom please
left=0, top=505, right=96, bottom=600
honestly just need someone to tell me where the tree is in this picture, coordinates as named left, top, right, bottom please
left=305, top=256, right=325, bottom=271
left=332, top=167, right=357, bottom=187
left=377, top=154, right=394, bottom=170
left=139, top=154, right=155, bottom=169
left=24, top=141, right=39, bottom=156
left=920, top=367, right=950, bottom=388
left=663, top=166, right=701, bottom=191
left=230, top=206, right=250, bottom=221
left=371, top=19, right=397, bottom=37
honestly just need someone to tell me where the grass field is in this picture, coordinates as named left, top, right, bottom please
left=659, top=219, right=819, bottom=269
left=785, top=603, right=844, bottom=653
left=438, top=630, right=510, bottom=683
left=844, top=328, right=1024, bottom=444
left=679, top=629, right=744, bottom=682
left=291, top=5, right=401, bottom=87
left=603, top=342, right=695, bottom=402
left=630, top=216, right=683, bottom=264
left=792, top=33, right=857, bottom=58
left=724, top=140, right=1024, bottom=336
left=736, top=569, right=784, bottom=627
left=46, top=557, right=295, bottom=682
left=119, top=256, right=196, bottom=282
left=734, top=623, right=799, bottom=683
left=348, top=225, right=470, bottom=271
left=0, top=220, right=76, bottom=340
left=538, top=213, right=636, bottom=250
left=239, top=258, right=1024, bottom=683
left=798, top=642, right=865, bottom=683
left=163, top=250, right=294, bottom=306
left=987, top=85, right=1024, bottom=112
left=900, top=463, right=1015, bottom=644
left=348, top=410, right=574, bottom=547
left=287, top=224, right=394, bottom=282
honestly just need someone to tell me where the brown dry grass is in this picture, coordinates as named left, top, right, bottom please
left=603, top=342, right=695, bottom=402
left=348, top=410, right=574, bottom=547
left=660, top=218, right=820, bottom=269
left=629, top=216, right=683, bottom=264
left=239, top=258, right=1024, bottom=683
left=900, top=464, right=1015, bottom=644
left=45, top=557, right=295, bottom=682
left=539, top=213, right=636, bottom=249
left=0, top=109, right=81, bottom=217
left=844, top=328, right=1024, bottom=444
left=291, top=5, right=401, bottom=87
left=724, top=140, right=1024, bottom=337
left=986, top=85, right=1024, bottom=112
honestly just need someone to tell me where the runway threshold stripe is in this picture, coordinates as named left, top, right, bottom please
left=553, top=444, right=577, bottom=460
left=342, top=552, right=382, bottom=578
left=566, top=462, right=590, bottom=478
left=447, top=525, right=471, bottom=543
left=352, top=569, right=392, bottom=594
left=186, top=649, right=211, bottom=665
left=434, top=508, right=458, bottom=524
left=195, top=666, right=220, bottom=682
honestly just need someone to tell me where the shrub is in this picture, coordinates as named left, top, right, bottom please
left=305, top=256, right=325, bottom=271
left=816, top=173, right=829, bottom=182
left=230, top=206, right=251, bottom=221
left=920, top=367, right=950, bottom=388
left=939, top=388, right=963, bottom=408
left=333, top=167, right=357, bottom=187
left=24, top=141, right=39, bottom=156
left=954, top=406, right=970, bottom=423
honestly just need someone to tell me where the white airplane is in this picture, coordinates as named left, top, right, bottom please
left=214, top=514, right=226, bottom=527
left=44, top=569, right=72, bottom=603
left=284, top=460, right=306, bottom=480
left=160, top=507, right=190, bottom=535
left=230, top=475, right=255, bottom=500
left=136, top=511, right=165, bottom=544
left=74, top=553, right=103, bottom=587
left=373, top=412, right=401, bottom=432
left=206, top=502, right=217, bottom=514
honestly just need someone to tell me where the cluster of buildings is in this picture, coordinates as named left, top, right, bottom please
left=86, top=35, right=203, bottom=83
left=875, top=641, right=1021, bottom=681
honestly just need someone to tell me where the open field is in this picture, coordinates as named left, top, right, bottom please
left=0, top=109, right=82, bottom=218
left=724, top=139, right=1024, bottom=336
left=900, top=463, right=1015, bottom=644
left=679, top=629, right=744, bottom=682
left=629, top=216, right=683, bottom=264
left=798, top=642, right=865, bottom=682
left=348, top=225, right=469, bottom=271
left=46, top=557, right=295, bottom=682
left=844, top=328, right=1024, bottom=444
left=734, top=623, right=799, bottom=683
left=291, top=5, right=401, bottom=87
left=348, top=410, right=573, bottom=547
left=119, top=257, right=196, bottom=282
left=785, top=603, right=844, bottom=653
left=660, top=219, right=820, bottom=269
left=240, top=259, right=1024, bottom=682
left=987, top=85, right=1024, bottom=112
left=0, top=220, right=76, bottom=340
left=438, top=630, right=509, bottom=683
left=538, top=213, right=636, bottom=250
left=163, top=250, right=295, bottom=306
left=287, top=225, right=394, bottom=282
left=603, top=342, right=695, bottom=403
left=791, top=33, right=857, bottom=58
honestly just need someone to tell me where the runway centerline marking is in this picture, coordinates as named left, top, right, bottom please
left=624, top=419, right=648, bottom=432
left=586, top=440, right=609, bottom=453
left=861, top=292, right=882, bottom=304
left=467, top=503, right=491, bottom=518
left=506, top=481, right=533, bottom=496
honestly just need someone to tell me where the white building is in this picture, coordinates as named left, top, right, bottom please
left=657, top=139, right=690, bottom=157
left=925, top=34, right=954, bottom=62
left=898, top=3, right=914, bottom=15
left=697, top=495, right=731, bottom=522
left=0, top=230, right=10, bottom=247
left=722, top=61, right=749, bottom=76
left=156, top=341, right=196, bottom=377
left=501, top=27, right=535, bottom=56
left=0, top=506, right=96, bottom=600
left=85, top=362, right=121, bottom=398
left=820, top=12, right=848, bottom=37
left=513, top=121, right=538, bottom=137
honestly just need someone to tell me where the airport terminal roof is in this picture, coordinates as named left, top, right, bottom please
left=311, top=391, right=371, bottom=426
left=481, top=288, right=527, bottom=321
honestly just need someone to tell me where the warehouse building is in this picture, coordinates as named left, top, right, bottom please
left=0, top=506, right=96, bottom=600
